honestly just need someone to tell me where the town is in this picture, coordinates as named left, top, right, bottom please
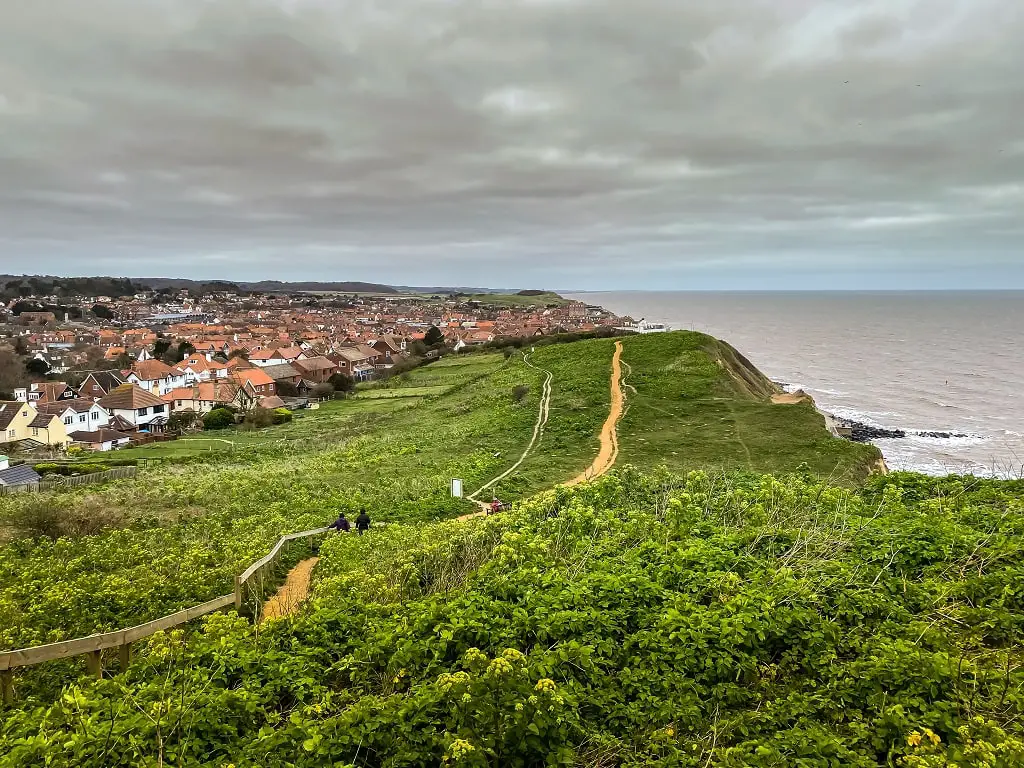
left=0, top=279, right=627, bottom=488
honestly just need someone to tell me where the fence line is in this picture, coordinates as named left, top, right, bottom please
left=41, top=465, right=137, bottom=490
left=0, top=526, right=328, bottom=706
left=0, top=465, right=138, bottom=496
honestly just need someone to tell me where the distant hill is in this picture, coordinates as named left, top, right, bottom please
left=0, top=275, right=540, bottom=297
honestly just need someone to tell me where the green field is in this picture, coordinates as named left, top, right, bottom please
left=12, top=332, right=1015, bottom=767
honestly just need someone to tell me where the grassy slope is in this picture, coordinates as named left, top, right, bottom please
left=0, top=332, right=871, bottom=654
left=617, top=332, right=880, bottom=482
left=461, top=291, right=568, bottom=307
left=4, top=472, right=1024, bottom=766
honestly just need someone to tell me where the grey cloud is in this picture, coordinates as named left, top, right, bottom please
left=0, top=0, right=1022, bottom=289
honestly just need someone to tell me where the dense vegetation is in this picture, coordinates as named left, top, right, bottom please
left=3, top=470, right=1024, bottom=766
left=0, top=331, right=912, bottom=764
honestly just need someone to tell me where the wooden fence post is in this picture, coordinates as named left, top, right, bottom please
left=234, top=574, right=242, bottom=610
left=119, top=642, right=132, bottom=671
left=86, top=650, right=102, bottom=679
left=1, top=670, right=13, bottom=707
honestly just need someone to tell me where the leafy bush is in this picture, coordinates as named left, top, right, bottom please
left=202, top=408, right=235, bottom=430
left=272, top=408, right=293, bottom=425
left=512, top=384, right=529, bottom=403
left=3, top=470, right=1024, bottom=766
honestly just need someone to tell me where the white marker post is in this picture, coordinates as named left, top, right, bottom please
left=451, top=478, right=463, bottom=498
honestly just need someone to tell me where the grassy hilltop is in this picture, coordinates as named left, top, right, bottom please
left=4, top=333, right=1022, bottom=766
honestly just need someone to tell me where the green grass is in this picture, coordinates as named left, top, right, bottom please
left=459, top=291, right=568, bottom=307
left=616, top=333, right=880, bottom=482
left=0, top=333, right=878, bottom=658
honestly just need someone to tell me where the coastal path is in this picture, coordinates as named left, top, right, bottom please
left=565, top=340, right=626, bottom=486
left=458, top=351, right=554, bottom=521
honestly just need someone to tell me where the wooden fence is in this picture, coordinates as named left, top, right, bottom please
left=0, top=466, right=139, bottom=496
left=0, top=526, right=328, bottom=706
left=40, top=465, right=137, bottom=490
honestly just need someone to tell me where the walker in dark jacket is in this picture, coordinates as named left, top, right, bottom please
left=355, top=509, right=371, bottom=535
left=328, top=513, right=351, bottom=532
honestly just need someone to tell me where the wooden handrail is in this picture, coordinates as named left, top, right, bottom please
left=0, top=526, right=329, bottom=704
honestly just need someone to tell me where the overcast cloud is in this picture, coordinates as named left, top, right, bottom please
left=1, top=0, right=1022, bottom=289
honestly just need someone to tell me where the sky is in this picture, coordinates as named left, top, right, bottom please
left=1, top=0, right=1022, bottom=290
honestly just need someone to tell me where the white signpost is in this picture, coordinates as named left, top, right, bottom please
left=451, top=478, right=463, bottom=498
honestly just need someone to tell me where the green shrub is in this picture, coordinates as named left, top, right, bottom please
left=202, top=408, right=235, bottom=430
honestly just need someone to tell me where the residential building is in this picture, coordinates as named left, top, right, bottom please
left=69, top=429, right=132, bottom=452
left=126, top=359, right=187, bottom=396
left=97, top=384, right=170, bottom=431
left=80, top=370, right=126, bottom=401
left=0, top=401, right=71, bottom=448
left=36, top=399, right=111, bottom=432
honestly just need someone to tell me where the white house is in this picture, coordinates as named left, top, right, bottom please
left=126, top=360, right=187, bottom=396
left=97, top=384, right=170, bottom=431
left=35, top=399, right=110, bottom=433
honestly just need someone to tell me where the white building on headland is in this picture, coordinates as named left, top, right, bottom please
left=617, top=318, right=670, bottom=334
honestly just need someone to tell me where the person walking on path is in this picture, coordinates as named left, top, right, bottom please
left=355, top=509, right=371, bottom=535
left=490, top=497, right=502, bottom=515
left=328, top=512, right=351, bottom=532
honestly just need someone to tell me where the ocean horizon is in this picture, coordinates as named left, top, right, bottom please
left=569, top=290, right=1024, bottom=479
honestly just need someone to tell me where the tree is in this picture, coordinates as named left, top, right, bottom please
left=153, top=339, right=172, bottom=358
left=276, top=380, right=299, bottom=397
left=228, top=349, right=249, bottom=360
left=513, top=385, right=530, bottom=404
left=203, top=408, right=235, bottom=430
left=168, top=410, right=203, bottom=433
left=327, top=372, right=355, bottom=393
left=25, top=357, right=50, bottom=377
left=243, top=407, right=274, bottom=428
left=0, top=349, right=30, bottom=399
left=174, top=341, right=195, bottom=362
left=311, top=383, right=335, bottom=398
left=13, top=336, right=29, bottom=355
left=91, top=304, right=115, bottom=320
left=424, top=325, right=445, bottom=347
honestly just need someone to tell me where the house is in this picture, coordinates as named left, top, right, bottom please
left=260, top=363, right=314, bottom=395
left=179, top=354, right=229, bottom=382
left=248, top=346, right=307, bottom=368
left=0, top=455, right=41, bottom=490
left=35, top=399, right=110, bottom=433
left=80, top=370, right=127, bottom=401
left=68, top=429, right=132, bottom=452
left=371, top=336, right=405, bottom=356
left=333, top=348, right=377, bottom=381
left=163, top=381, right=251, bottom=414
left=97, top=384, right=170, bottom=432
left=13, top=382, right=80, bottom=403
left=0, top=401, right=71, bottom=448
left=230, top=368, right=276, bottom=399
left=292, top=355, right=339, bottom=384
left=126, top=359, right=187, bottom=396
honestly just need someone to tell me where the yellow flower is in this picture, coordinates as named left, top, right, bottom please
left=535, top=678, right=557, bottom=693
left=907, top=732, right=922, bottom=747
left=923, top=728, right=940, bottom=745
left=665, top=727, right=675, bottom=737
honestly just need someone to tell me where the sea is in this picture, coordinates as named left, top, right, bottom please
left=567, top=291, right=1024, bottom=479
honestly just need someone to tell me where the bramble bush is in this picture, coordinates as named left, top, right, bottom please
left=3, top=469, right=1024, bottom=766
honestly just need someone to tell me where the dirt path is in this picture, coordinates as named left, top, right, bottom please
left=565, top=340, right=625, bottom=486
left=260, top=556, right=319, bottom=622
left=458, top=352, right=553, bottom=521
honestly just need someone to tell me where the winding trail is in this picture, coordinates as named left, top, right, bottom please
left=261, top=342, right=625, bottom=618
left=565, top=340, right=626, bottom=486
left=458, top=352, right=554, bottom=520
left=260, top=556, right=319, bottom=622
